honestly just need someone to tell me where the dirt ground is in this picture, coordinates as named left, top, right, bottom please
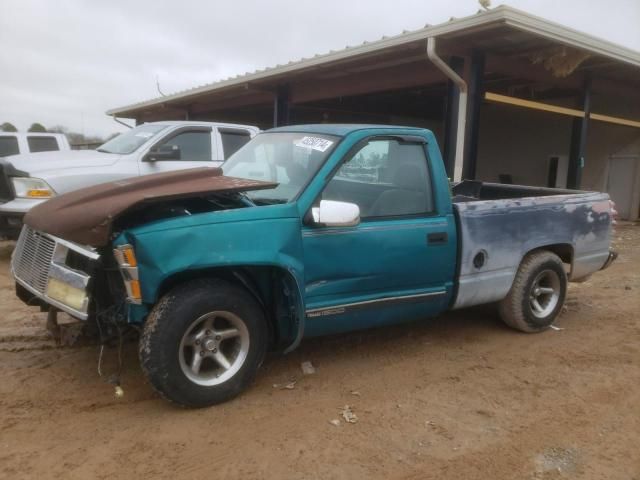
left=1, top=225, right=638, bottom=480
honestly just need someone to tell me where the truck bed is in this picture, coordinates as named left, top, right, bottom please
left=451, top=181, right=613, bottom=309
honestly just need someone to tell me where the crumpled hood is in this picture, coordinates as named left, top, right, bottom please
left=6, top=150, right=119, bottom=175
left=24, top=167, right=277, bottom=247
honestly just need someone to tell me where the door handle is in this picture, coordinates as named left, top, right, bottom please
left=427, top=232, right=448, bottom=245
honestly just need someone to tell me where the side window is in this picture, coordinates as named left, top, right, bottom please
left=0, top=136, right=20, bottom=156
left=160, top=131, right=211, bottom=161
left=322, top=139, right=434, bottom=218
left=27, top=136, right=59, bottom=153
left=220, top=129, right=252, bottom=159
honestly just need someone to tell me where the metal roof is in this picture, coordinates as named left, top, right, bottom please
left=107, top=5, right=640, bottom=117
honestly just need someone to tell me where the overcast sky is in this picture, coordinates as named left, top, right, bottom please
left=1, top=0, right=639, bottom=137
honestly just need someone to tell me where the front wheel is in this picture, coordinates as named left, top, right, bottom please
left=139, top=278, right=267, bottom=407
left=498, top=251, right=567, bottom=333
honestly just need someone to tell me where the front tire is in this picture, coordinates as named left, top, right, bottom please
left=498, top=251, right=567, bottom=333
left=139, top=278, right=267, bottom=407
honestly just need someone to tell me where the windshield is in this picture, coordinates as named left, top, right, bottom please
left=222, top=132, right=338, bottom=203
left=97, top=124, right=169, bottom=154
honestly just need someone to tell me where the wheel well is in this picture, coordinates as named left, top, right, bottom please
left=157, top=266, right=302, bottom=351
left=526, top=244, right=573, bottom=265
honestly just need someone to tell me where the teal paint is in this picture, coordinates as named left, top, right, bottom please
left=115, top=126, right=458, bottom=348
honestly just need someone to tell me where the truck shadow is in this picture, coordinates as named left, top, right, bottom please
left=275, top=304, right=509, bottom=366
left=15, top=304, right=516, bottom=409
left=95, top=304, right=509, bottom=372
left=88, top=304, right=506, bottom=371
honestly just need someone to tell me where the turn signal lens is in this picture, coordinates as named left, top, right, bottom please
left=129, top=280, right=141, bottom=300
left=115, top=244, right=137, bottom=267
left=122, top=247, right=137, bottom=267
left=114, top=244, right=141, bottom=304
left=12, top=177, right=55, bottom=199
left=26, top=188, right=54, bottom=198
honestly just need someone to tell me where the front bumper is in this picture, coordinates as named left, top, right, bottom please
left=0, top=197, right=46, bottom=239
left=600, top=249, right=618, bottom=270
left=11, top=226, right=99, bottom=319
left=0, top=211, right=25, bottom=239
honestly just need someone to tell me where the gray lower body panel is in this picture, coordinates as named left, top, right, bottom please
left=452, top=191, right=613, bottom=310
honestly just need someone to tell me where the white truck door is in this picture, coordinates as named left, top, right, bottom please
left=217, top=127, right=254, bottom=162
left=138, top=126, right=221, bottom=175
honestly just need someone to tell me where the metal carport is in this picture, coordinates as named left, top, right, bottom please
left=107, top=6, right=640, bottom=218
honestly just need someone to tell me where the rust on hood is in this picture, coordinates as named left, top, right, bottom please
left=24, top=167, right=277, bottom=246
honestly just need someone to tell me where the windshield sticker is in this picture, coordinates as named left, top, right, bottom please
left=295, top=136, right=334, bottom=152
left=134, top=132, right=154, bottom=138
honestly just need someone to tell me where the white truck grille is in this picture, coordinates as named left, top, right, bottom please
left=12, top=226, right=56, bottom=294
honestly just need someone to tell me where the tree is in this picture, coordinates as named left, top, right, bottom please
left=0, top=122, right=17, bottom=132
left=47, top=125, right=68, bottom=134
left=28, top=123, right=47, bottom=132
left=49, top=124, right=113, bottom=148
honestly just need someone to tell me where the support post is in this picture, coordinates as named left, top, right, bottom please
left=273, top=85, right=291, bottom=127
left=567, top=77, right=592, bottom=190
left=443, top=56, right=464, bottom=179
left=462, top=50, right=485, bottom=180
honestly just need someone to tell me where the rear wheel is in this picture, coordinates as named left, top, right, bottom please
left=139, top=278, right=267, bottom=407
left=498, top=251, right=567, bottom=333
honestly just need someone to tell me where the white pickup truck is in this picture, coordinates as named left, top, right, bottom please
left=0, top=121, right=259, bottom=238
left=0, top=132, right=71, bottom=157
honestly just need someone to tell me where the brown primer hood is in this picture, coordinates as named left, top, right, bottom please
left=24, top=167, right=277, bottom=246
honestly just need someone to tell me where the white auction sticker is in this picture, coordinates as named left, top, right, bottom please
left=295, top=136, right=334, bottom=152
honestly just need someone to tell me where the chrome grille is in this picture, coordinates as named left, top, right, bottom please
left=12, top=226, right=56, bottom=294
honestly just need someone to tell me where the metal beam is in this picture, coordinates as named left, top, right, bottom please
left=274, top=85, right=291, bottom=127
left=463, top=50, right=485, bottom=180
left=567, top=77, right=592, bottom=189
left=485, top=91, right=640, bottom=129
left=484, top=92, right=583, bottom=117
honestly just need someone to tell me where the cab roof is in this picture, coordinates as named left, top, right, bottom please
left=267, top=124, right=428, bottom=137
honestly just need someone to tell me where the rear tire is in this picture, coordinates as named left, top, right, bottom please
left=498, top=251, right=567, bottom=333
left=139, top=278, right=267, bottom=408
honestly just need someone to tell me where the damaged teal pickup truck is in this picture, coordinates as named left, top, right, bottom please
left=11, top=124, right=617, bottom=407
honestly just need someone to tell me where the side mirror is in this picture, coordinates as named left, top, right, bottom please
left=311, top=200, right=360, bottom=227
left=143, top=144, right=181, bottom=162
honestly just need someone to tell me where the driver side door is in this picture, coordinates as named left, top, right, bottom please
left=139, top=127, right=219, bottom=175
left=301, top=137, right=456, bottom=336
